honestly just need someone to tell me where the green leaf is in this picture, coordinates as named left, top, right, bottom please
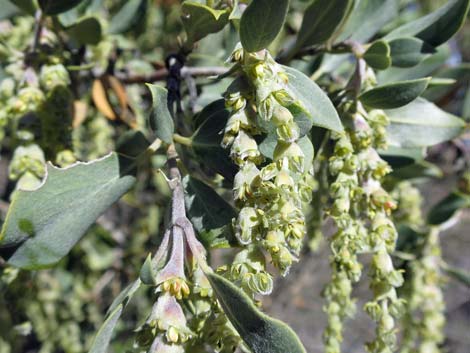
left=38, top=0, right=85, bottom=15
left=183, top=176, right=236, bottom=248
left=295, top=0, right=354, bottom=48
left=140, top=254, right=157, bottom=285
left=338, top=0, right=398, bottom=43
left=1, top=1, right=21, bottom=20
left=259, top=135, right=314, bottom=171
left=378, top=44, right=450, bottom=84
left=363, top=40, right=391, bottom=70
left=284, top=66, right=343, bottom=132
left=379, top=146, right=426, bottom=168
left=9, top=0, right=37, bottom=15
left=389, top=161, right=443, bottom=181
left=423, top=63, right=470, bottom=102
left=463, top=82, right=470, bottom=122
left=207, top=272, right=307, bottom=353
left=239, top=0, right=289, bottom=52
left=385, top=98, right=466, bottom=148
left=91, top=276, right=142, bottom=352
left=192, top=101, right=238, bottom=181
left=0, top=153, right=136, bottom=269
left=359, top=77, right=430, bottom=109
left=88, top=304, right=123, bottom=353
left=427, top=191, right=470, bottom=225
left=108, top=0, right=147, bottom=34
left=442, top=264, right=470, bottom=287
left=66, top=16, right=102, bottom=45
left=107, top=279, right=141, bottom=315
left=116, top=130, right=150, bottom=158
left=385, top=0, right=470, bottom=47
left=182, top=1, right=230, bottom=44
left=147, top=84, right=174, bottom=144
left=388, top=37, right=435, bottom=68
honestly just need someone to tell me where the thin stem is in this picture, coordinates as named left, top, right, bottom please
left=147, top=138, right=163, bottom=154
left=32, top=9, right=44, bottom=53
left=116, top=66, right=229, bottom=84
left=173, top=133, right=192, bottom=147
left=277, top=40, right=360, bottom=64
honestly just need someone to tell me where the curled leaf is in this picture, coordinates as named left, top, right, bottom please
left=207, top=272, right=307, bottom=353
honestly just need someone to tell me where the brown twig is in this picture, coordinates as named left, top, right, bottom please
left=116, top=66, right=229, bottom=84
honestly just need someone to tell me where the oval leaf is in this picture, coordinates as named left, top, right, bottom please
left=147, top=84, right=174, bottom=144
left=183, top=176, right=237, bottom=248
left=363, top=40, right=391, bottom=70
left=388, top=37, right=435, bottom=68
left=140, top=254, right=157, bottom=285
left=0, top=153, right=136, bottom=269
left=192, top=100, right=238, bottom=181
left=385, top=0, right=470, bottom=47
left=296, top=0, right=354, bottom=48
left=385, top=98, right=465, bottom=148
left=182, top=1, right=230, bottom=44
left=338, top=0, right=398, bottom=43
left=207, top=272, right=307, bottom=353
left=38, top=0, right=84, bottom=15
left=10, top=0, right=37, bottom=15
left=67, top=16, right=102, bottom=45
left=442, top=264, right=470, bottom=288
left=108, top=0, right=147, bottom=35
left=239, top=0, right=289, bottom=52
left=359, top=77, right=430, bottom=109
left=427, top=191, right=470, bottom=226
left=284, top=65, right=343, bottom=132
left=88, top=304, right=124, bottom=353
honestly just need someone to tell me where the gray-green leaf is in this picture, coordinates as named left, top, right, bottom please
left=338, top=0, right=398, bottom=43
left=207, top=272, right=307, bottom=353
left=284, top=65, right=343, bottom=132
left=385, top=0, right=470, bottom=47
left=1, top=1, right=21, bottom=20
left=0, top=153, right=136, bottom=269
left=10, top=0, right=37, bottom=15
left=147, top=84, right=174, bottom=144
left=363, top=40, right=391, bottom=70
left=427, top=191, right=470, bottom=225
left=66, top=16, right=102, bottom=45
left=239, top=0, right=289, bottom=52
left=38, top=0, right=85, bottom=15
left=182, top=1, right=230, bottom=44
left=108, top=0, right=147, bottom=35
left=191, top=100, right=238, bottom=181
left=442, top=264, right=470, bottom=287
left=388, top=37, right=435, bottom=68
left=183, top=176, right=236, bottom=248
left=359, top=77, right=430, bottom=109
left=296, top=0, right=354, bottom=48
left=385, top=98, right=465, bottom=148
left=90, top=279, right=142, bottom=352
left=88, top=304, right=123, bottom=353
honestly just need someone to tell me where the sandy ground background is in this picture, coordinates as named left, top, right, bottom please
left=263, top=178, right=470, bottom=353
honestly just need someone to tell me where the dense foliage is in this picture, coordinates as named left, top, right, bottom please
left=0, top=1, right=469, bottom=353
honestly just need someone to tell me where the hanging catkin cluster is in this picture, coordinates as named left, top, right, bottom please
left=220, top=45, right=316, bottom=294
left=400, top=228, right=445, bottom=353
left=4, top=63, right=76, bottom=192
left=323, top=99, right=405, bottom=353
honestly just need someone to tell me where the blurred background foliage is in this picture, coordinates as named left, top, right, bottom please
left=0, top=0, right=468, bottom=352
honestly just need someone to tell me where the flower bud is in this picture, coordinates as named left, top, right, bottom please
left=273, top=89, right=295, bottom=106
left=40, top=64, right=70, bottom=91
left=273, top=142, right=304, bottom=172
left=236, top=207, right=259, bottom=245
left=230, top=130, right=262, bottom=165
